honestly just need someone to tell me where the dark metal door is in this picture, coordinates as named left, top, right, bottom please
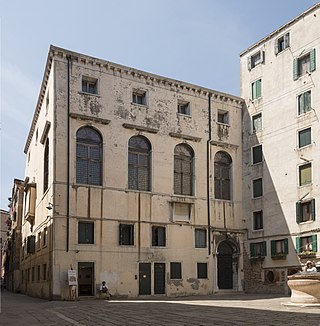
left=139, top=263, right=151, bottom=295
left=218, top=241, right=233, bottom=289
left=78, top=262, right=94, bottom=296
left=154, top=263, right=165, bottom=294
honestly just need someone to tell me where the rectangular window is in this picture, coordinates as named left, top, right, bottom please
left=78, top=221, right=94, bottom=244
left=299, top=163, right=312, bottom=186
left=248, top=50, right=264, bottom=70
left=27, top=235, right=36, bottom=254
left=217, top=110, right=229, bottom=124
left=275, top=32, right=290, bottom=54
left=32, top=267, right=35, bottom=282
left=294, top=49, right=316, bottom=80
left=43, top=264, right=47, bottom=281
left=37, top=265, right=41, bottom=281
left=297, top=235, right=317, bottom=253
left=252, top=145, right=262, bottom=164
left=43, top=228, right=47, bottom=247
left=250, top=241, right=266, bottom=258
left=253, top=178, right=263, bottom=198
left=119, top=224, right=134, bottom=245
left=252, top=113, right=262, bottom=132
left=37, top=232, right=41, bottom=250
left=296, top=199, right=315, bottom=223
left=298, top=91, right=311, bottom=115
left=253, top=210, right=263, bottom=230
left=132, top=90, right=147, bottom=105
left=170, top=262, right=182, bottom=279
left=195, top=229, right=207, bottom=248
left=82, top=76, right=98, bottom=94
left=197, top=263, right=208, bottom=279
left=271, top=239, right=288, bottom=257
left=298, top=128, right=311, bottom=148
left=251, top=79, right=262, bottom=100
left=152, top=226, right=166, bottom=247
left=177, top=101, right=191, bottom=115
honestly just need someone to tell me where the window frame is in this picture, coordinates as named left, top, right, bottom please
left=119, top=223, right=134, bottom=246
left=195, top=228, right=207, bottom=248
left=78, top=221, right=94, bottom=245
left=297, top=90, right=311, bottom=115
left=197, top=263, right=208, bottom=279
left=252, top=113, right=262, bottom=133
left=43, top=139, right=49, bottom=193
left=250, top=241, right=267, bottom=258
left=251, top=79, right=262, bottom=100
left=132, top=89, right=147, bottom=106
left=271, top=238, right=288, bottom=257
left=252, top=178, right=263, bottom=198
left=252, top=144, right=263, bottom=164
left=217, top=110, right=229, bottom=125
left=275, top=32, right=290, bottom=54
left=81, top=76, right=98, bottom=95
left=170, top=262, right=182, bottom=279
left=248, top=50, right=264, bottom=70
left=214, top=151, right=232, bottom=200
left=253, top=210, right=263, bottom=231
left=296, top=199, right=315, bottom=223
left=298, top=127, right=311, bottom=148
left=152, top=226, right=166, bottom=247
left=299, top=163, right=312, bottom=187
left=293, top=49, right=316, bottom=80
left=177, top=100, right=191, bottom=116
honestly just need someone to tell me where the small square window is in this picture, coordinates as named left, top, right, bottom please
left=197, top=263, right=208, bottom=279
left=177, top=101, right=191, bottom=115
left=275, top=32, right=290, bottom=54
left=119, top=224, right=134, bottom=245
left=195, top=229, right=207, bottom=248
left=296, top=199, right=315, bottom=223
left=170, top=262, right=182, bottom=279
left=298, top=128, right=311, bottom=148
left=297, top=235, right=317, bottom=253
left=248, top=50, right=264, bottom=70
left=78, top=222, right=94, bottom=244
left=298, top=91, right=311, bottom=115
left=253, top=178, right=263, bottom=198
left=271, top=239, right=288, bottom=257
left=250, top=241, right=266, bottom=258
left=252, top=145, right=262, bottom=164
left=252, top=113, right=262, bottom=132
left=82, top=77, right=98, bottom=94
left=217, top=110, right=229, bottom=124
left=294, top=49, right=316, bottom=80
left=253, top=210, right=263, bottom=230
left=251, top=79, right=262, bottom=100
left=132, top=90, right=147, bottom=105
left=299, top=163, right=312, bottom=186
left=152, top=226, right=166, bottom=247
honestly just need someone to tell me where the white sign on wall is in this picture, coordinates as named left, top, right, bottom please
left=68, top=269, right=78, bottom=286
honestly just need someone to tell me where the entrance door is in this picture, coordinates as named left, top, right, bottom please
left=78, top=262, right=94, bottom=296
left=154, top=263, right=165, bottom=294
left=139, top=263, right=151, bottom=295
left=218, top=242, right=233, bottom=289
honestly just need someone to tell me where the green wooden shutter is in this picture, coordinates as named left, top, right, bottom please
left=252, top=82, right=256, bottom=99
left=248, top=57, right=252, bottom=71
left=293, top=58, right=299, bottom=80
left=274, top=40, right=279, bottom=55
left=262, top=241, right=267, bottom=256
left=310, top=48, right=316, bottom=72
left=284, top=238, right=289, bottom=254
left=284, top=32, right=290, bottom=48
left=296, top=237, right=301, bottom=253
left=256, top=80, right=262, bottom=98
left=250, top=243, right=255, bottom=257
left=296, top=202, right=301, bottom=223
left=311, top=234, right=317, bottom=252
left=311, top=199, right=315, bottom=221
left=271, top=240, right=276, bottom=256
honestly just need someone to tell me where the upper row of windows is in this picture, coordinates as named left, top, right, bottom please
left=76, top=126, right=233, bottom=200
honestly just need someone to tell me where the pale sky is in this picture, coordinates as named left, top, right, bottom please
left=1, top=0, right=319, bottom=209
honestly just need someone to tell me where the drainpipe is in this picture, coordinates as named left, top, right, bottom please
left=207, top=93, right=212, bottom=255
left=66, top=55, right=71, bottom=252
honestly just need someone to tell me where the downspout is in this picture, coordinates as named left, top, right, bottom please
left=66, top=55, right=71, bottom=252
left=207, top=93, right=212, bottom=255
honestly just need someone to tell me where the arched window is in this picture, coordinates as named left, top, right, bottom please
left=174, top=144, right=194, bottom=195
left=43, top=139, right=49, bottom=193
left=214, top=151, right=232, bottom=200
left=128, top=136, right=151, bottom=191
left=76, top=127, right=102, bottom=186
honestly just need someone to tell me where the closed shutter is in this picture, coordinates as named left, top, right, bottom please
left=250, top=243, right=255, bottom=257
left=311, top=234, right=317, bottom=252
left=274, top=39, right=279, bottom=55
left=296, top=237, right=301, bottom=253
left=262, top=241, right=267, bottom=256
left=296, top=202, right=302, bottom=223
left=256, top=80, right=262, bottom=98
left=284, top=238, right=289, bottom=254
left=271, top=240, right=276, bottom=256
left=293, top=58, right=299, bottom=80
left=310, top=48, right=316, bottom=72
left=311, top=199, right=316, bottom=221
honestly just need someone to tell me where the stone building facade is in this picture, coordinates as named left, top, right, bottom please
left=20, top=45, right=243, bottom=299
left=241, top=3, right=320, bottom=293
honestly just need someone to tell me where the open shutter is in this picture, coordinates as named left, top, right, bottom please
left=256, top=80, right=262, bottom=98
left=261, top=51, right=265, bottom=64
left=310, top=48, right=316, bottom=72
left=248, top=57, right=252, bottom=71
left=250, top=243, right=255, bottom=257
left=284, top=32, right=290, bottom=48
left=293, top=58, right=299, bottom=80
left=262, top=241, right=267, bottom=257
left=311, top=234, right=317, bottom=252
left=296, top=202, right=302, bottom=223
left=284, top=238, right=289, bottom=254
left=296, top=237, right=301, bottom=253
left=311, top=199, right=316, bottom=221
left=271, top=240, right=276, bottom=257
left=274, top=39, right=279, bottom=55
left=119, top=224, right=122, bottom=245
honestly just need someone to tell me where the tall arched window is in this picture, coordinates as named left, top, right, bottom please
left=43, top=139, right=49, bottom=193
left=76, top=127, right=102, bottom=186
left=214, top=151, right=232, bottom=200
left=174, top=144, right=194, bottom=195
left=128, top=136, right=151, bottom=191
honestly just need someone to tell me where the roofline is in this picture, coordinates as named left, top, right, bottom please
left=24, top=45, right=243, bottom=154
left=240, top=3, right=320, bottom=56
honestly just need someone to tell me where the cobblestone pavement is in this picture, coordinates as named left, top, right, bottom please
left=1, top=291, right=320, bottom=326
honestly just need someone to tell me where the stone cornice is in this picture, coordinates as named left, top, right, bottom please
left=169, top=132, right=201, bottom=142
left=122, top=123, right=158, bottom=134
left=70, top=113, right=110, bottom=125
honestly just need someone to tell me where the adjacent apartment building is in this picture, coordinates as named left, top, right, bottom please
left=19, top=45, right=244, bottom=300
left=241, top=3, right=320, bottom=293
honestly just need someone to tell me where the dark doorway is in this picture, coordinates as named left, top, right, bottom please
left=154, top=263, right=165, bottom=294
left=218, top=241, right=233, bottom=289
left=139, top=263, right=151, bottom=295
left=78, top=262, right=94, bottom=296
